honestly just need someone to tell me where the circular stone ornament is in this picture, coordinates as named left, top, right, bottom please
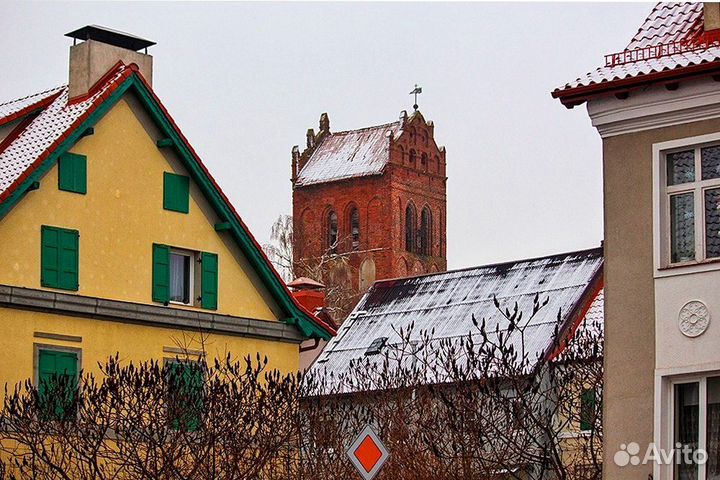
left=678, top=300, right=711, bottom=338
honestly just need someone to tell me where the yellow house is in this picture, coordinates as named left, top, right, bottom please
left=0, top=25, right=334, bottom=393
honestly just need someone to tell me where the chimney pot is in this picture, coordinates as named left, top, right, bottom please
left=66, top=25, right=155, bottom=100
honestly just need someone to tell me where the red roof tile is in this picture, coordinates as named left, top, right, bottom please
left=553, top=3, right=720, bottom=104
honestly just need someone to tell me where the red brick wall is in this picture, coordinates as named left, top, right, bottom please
left=292, top=111, right=447, bottom=320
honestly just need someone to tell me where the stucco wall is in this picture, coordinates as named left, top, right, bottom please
left=0, top=93, right=282, bottom=322
left=602, top=116, right=720, bottom=480
left=0, top=307, right=299, bottom=390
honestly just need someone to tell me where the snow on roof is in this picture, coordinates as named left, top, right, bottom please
left=554, top=3, right=720, bottom=98
left=0, top=65, right=132, bottom=200
left=309, top=247, right=604, bottom=394
left=0, top=86, right=64, bottom=125
left=294, top=121, right=400, bottom=186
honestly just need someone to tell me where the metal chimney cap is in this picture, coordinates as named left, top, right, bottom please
left=65, top=25, right=156, bottom=52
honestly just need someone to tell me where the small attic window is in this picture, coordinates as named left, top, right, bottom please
left=365, top=337, right=388, bottom=356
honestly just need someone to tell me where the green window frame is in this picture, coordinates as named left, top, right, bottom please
left=163, top=172, right=189, bottom=213
left=580, top=387, right=597, bottom=431
left=58, top=152, right=87, bottom=194
left=41, top=226, right=79, bottom=291
left=152, top=244, right=218, bottom=310
left=166, top=360, right=205, bottom=431
left=37, top=348, right=79, bottom=421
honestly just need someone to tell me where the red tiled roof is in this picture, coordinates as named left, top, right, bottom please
left=553, top=3, right=720, bottom=105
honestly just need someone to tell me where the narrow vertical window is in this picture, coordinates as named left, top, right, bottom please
left=350, top=207, right=360, bottom=250
left=405, top=203, right=416, bottom=253
left=579, top=388, right=596, bottom=431
left=170, top=252, right=191, bottom=304
left=328, top=211, right=338, bottom=253
left=409, top=150, right=416, bottom=165
left=166, top=361, right=205, bottom=432
left=707, top=377, right=720, bottom=478
left=420, top=207, right=432, bottom=256
left=671, top=193, right=695, bottom=263
left=675, top=382, right=699, bottom=480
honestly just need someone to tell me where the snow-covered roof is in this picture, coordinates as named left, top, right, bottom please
left=0, top=65, right=133, bottom=201
left=309, top=247, right=604, bottom=394
left=554, top=3, right=720, bottom=104
left=294, top=121, right=400, bottom=187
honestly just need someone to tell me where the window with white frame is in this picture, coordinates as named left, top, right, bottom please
left=170, top=249, right=194, bottom=305
left=664, top=145, right=720, bottom=265
left=672, top=376, right=720, bottom=480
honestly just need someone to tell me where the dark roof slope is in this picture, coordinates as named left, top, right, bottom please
left=310, top=247, right=604, bottom=393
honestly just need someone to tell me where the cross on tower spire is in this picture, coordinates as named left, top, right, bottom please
left=409, top=84, right=422, bottom=111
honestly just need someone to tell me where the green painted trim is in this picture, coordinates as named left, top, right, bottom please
left=28, top=181, right=40, bottom=191
left=214, top=222, right=231, bottom=231
left=156, top=138, right=173, bottom=148
left=0, top=75, right=331, bottom=341
left=79, top=127, right=94, bottom=138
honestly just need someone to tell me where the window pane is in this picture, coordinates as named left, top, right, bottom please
left=671, top=193, right=696, bottom=263
left=703, top=146, right=720, bottom=181
left=668, top=150, right=696, bottom=185
left=707, top=377, right=720, bottom=480
left=707, top=188, right=720, bottom=259
left=170, top=253, right=190, bottom=303
left=675, top=382, right=699, bottom=480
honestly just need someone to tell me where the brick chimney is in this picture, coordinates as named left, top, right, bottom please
left=65, top=25, right=155, bottom=100
left=287, top=277, right=326, bottom=312
left=705, top=3, right=720, bottom=31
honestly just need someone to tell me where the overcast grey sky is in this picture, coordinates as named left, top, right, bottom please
left=2, top=2, right=652, bottom=269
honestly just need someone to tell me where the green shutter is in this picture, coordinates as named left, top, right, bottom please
left=152, top=244, right=170, bottom=303
left=201, top=252, right=218, bottom=310
left=163, top=172, right=189, bottom=213
left=58, top=153, right=87, bottom=194
left=41, top=226, right=78, bottom=291
left=38, top=349, right=79, bottom=421
left=41, top=226, right=60, bottom=288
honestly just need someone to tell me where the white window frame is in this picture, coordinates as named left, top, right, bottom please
left=653, top=133, right=720, bottom=277
left=169, top=248, right=196, bottom=306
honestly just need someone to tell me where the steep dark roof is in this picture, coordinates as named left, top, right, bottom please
left=310, top=247, right=604, bottom=393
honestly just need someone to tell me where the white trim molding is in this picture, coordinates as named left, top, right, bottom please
left=588, top=77, right=720, bottom=138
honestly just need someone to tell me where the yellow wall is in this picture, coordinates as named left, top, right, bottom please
left=0, top=93, right=281, bottom=321
left=0, top=91, right=302, bottom=387
left=0, top=307, right=299, bottom=395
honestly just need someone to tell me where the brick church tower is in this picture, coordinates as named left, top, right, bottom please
left=291, top=109, right=447, bottom=320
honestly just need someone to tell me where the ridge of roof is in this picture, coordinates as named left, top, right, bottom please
left=0, top=85, right=64, bottom=108
left=373, top=245, right=604, bottom=287
left=0, top=62, right=335, bottom=340
left=330, top=120, right=400, bottom=136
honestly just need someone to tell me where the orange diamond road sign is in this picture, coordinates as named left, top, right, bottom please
left=346, top=425, right=390, bottom=479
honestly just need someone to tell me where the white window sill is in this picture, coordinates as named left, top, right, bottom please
left=655, top=257, right=720, bottom=278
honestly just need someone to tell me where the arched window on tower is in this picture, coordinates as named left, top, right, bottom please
left=405, top=203, right=416, bottom=253
left=327, top=210, right=338, bottom=253
left=350, top=207, right=360, bottom=250
left=420, top=207, right=432, bottom=256
left=409, top=149, right=416, bottom=166
left=421, top=152, right=428, bottom=171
